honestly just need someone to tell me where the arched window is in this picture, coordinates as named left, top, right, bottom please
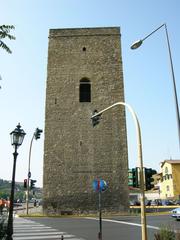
left=79, top=78, right=91, bottom=102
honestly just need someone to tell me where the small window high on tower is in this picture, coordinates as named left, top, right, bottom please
left=79, top=79, right=91, bottom=102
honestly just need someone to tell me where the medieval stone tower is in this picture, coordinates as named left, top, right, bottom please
left=43, top=27, right=129, bottom=214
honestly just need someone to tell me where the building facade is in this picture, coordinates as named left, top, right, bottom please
left=159, top=160, right=180, bottom=199
left=43, top=27, right=129, bottom=214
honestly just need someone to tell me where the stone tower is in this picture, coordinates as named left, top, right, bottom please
left=43, top=27, right=129, bottom=214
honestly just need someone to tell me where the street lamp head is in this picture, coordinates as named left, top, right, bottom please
left=10, top=123, right=26, bottom=148
left=130, top=39, right=143, bottom=50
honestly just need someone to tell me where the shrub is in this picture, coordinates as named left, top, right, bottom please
left=0, top=217, right=7, bottom=240
left=175, top=231, right=180, bottom=240
left=154, top=226, right=180, bottom=240
left=0, top=208, right=8, bottom=240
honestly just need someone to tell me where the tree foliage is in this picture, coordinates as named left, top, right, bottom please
left=0, top=25, right=15, bottom=54
left=0, top=178, right=25, bottom=201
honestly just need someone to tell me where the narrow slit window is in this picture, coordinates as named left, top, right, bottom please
left=79, top=79, right=91, bottom=102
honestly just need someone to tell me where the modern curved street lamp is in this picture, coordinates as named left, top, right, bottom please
left=131, top=23, right=180, bottom=150
left=0, top=74, right=2, bottom=89
left=26, top=128, right=43, bottom=215
left=6, top=123, right=26, bottom=240
left=91, top=102, right=147, bottom=240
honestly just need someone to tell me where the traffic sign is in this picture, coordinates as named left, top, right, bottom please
left=92, top=179, right=108, bottom=192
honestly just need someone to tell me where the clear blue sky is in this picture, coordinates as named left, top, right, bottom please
left=0, top=0, right=179, bottom=187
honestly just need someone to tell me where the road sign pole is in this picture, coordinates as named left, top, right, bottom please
left=92, top=179, right=108, bottom=240
left=98, top=191, right=102, bottom=240
left=26, top=135, right=34, bottom=215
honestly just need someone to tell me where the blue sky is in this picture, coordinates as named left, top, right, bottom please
left=0, top=0, right=179, bottom=187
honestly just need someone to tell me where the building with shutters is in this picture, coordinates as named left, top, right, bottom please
left=158, top=160, right=180, bottom=199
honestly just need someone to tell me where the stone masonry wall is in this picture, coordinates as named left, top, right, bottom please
left=43, top=27, right=129, bottom=214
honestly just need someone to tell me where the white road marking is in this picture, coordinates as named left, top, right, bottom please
left=13, top=232, right=68, bottom=236
left=85, top=217, right=160, bottom=230
left=13, top=228, right=59, bottom=232
left=13, top=218, right=85, bottom=240
left=13, top=236, right=69, bottom=240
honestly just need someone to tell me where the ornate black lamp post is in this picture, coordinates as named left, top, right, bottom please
left=6, top=123, right=26, bottom=240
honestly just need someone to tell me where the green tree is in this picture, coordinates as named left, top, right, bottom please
left=0, top=25, right=15, bottom=54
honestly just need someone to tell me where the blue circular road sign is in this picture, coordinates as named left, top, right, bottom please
left=92, top=179, right=108, bottom=192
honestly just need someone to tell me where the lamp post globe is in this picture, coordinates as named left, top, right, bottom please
left=10, top=123, right=26, bottom=147
left=6, top=123, right=25, bottom=240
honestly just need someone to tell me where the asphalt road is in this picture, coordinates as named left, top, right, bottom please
left=20, top=213, right=180, bottom=240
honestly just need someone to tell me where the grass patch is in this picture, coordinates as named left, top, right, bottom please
left=17, top=211, right=132, bottom=218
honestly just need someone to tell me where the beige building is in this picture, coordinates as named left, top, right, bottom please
left=158, top=160, right=180, bottom=199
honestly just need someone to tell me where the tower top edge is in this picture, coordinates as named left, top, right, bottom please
left=49, top=26, right=121, bottom=38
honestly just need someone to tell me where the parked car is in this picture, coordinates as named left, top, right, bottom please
left=174, top=200, right=180, bottom=205
left=13, top=202, right=22, bottom=207
left=129, top=200, right=140, bottom=206
left=145, top=200, right=151, bottom=206
left=171, top=208, right=180, bottom=220
left=161, top=199, right=175, bottom=206
left=146, top=199, right=162, bottom=206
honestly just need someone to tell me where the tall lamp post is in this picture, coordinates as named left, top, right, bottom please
left=6, top=123, right=26, bottom=240
left=0, top=74, right=2, bottom=89
left=26, top=133, right=34, bottom=215
left=91, top=102, right=147, bottom=240
left=131, top=23, right=180, bottom=150
left=26, top=128, right=43, bottom=215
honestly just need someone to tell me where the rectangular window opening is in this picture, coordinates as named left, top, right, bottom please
left=79, top=84, right=91, bottom=102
